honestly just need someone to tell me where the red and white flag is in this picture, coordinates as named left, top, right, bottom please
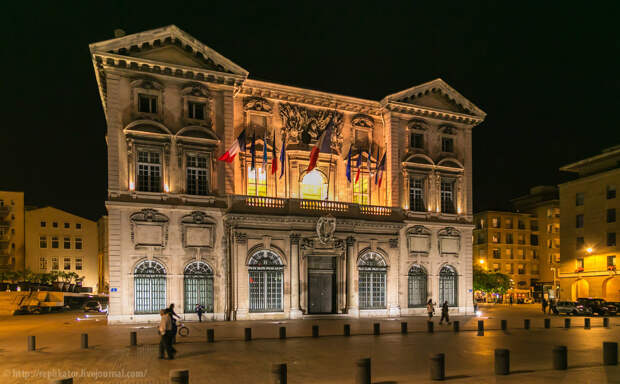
left=306, top=121, right=333, bottom=173
left=218, top=130, right=246, bottom=163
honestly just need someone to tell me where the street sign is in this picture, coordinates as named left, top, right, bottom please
left=111, top=287, right=118, bottom=292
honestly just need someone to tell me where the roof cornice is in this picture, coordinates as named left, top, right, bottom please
left=382, top=100, right=484, bottom=126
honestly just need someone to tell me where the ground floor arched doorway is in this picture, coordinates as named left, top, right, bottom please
left=603, top=277, right=620, bottom=301
left=571, top=279, right=590, bottom=301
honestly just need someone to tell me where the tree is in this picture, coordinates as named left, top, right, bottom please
left=473, top=265, right=511, bottom=294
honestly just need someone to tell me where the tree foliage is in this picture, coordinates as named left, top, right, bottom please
left=473, top=265, right=511, bottom=294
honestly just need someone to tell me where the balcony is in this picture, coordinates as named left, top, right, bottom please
left=228, top=195, right=405, bottom=221
left=0, top=206, right=9, bottom=218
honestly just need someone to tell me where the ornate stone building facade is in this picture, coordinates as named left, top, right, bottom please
left=89, top=25, right=486, bottom=323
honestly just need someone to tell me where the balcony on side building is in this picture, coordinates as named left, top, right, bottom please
left=227, top=195, right=405, bottom=222
left=0, top=205, right=10, bottom=218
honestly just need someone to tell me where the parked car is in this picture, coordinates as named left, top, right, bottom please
left=556, top=301, right=592, bottom=315
left=83, top=301, right=102, bottom=313
left=577, top=298, right=618, bottom=316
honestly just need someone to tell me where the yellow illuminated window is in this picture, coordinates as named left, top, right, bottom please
left=248, top=167, right=267, bottom=196
left=300, top=170, right=327, bottom=200
left=353, top=175, right=369, bottom=205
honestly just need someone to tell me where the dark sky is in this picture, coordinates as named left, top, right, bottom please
left=2, top=1, right=619, bottom=220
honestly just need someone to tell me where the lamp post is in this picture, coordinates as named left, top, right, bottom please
left=550, top=267, right=558, bottom=300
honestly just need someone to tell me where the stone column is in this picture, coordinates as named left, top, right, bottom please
left=234, top=232, right=248, bottom=319
left=346, top=236, right=359, bottom=317
left=290, top=233, right=302, bottom=319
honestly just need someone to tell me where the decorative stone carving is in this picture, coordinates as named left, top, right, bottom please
left=279, top=103, right=343, bottom=151
left=130, top=209, right=169, bottom=249
left=243, top=97, right=272, bottom=113
left=438, top=227, right=461, bottom=255
left=290, top=233, right=301, bottom=245
left=316, top=216, right=337, bottom=244
left=301, top=238, right=314, bottom=250
left=407, top=225, right=431, bottom=256
left=408, top=118, right=428, bottom=131
left=334, top=239, right=345, bottom=250
left=389, top=238, right=399, bottom=248
left=351, top=114, right=374, bottom=129
left=440, top=124, right=456, bottom=135
left=346, top=236, right=355, bottom=247
left=234, top=232, right=247, bottom=244
left=181, top=83, right=210, bottom=98
left=181, top=211, right=216, bottom=249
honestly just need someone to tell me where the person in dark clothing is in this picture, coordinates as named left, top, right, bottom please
left=168, top=303, right=181, bottom=344
left=509, top=295, right=513, bottom=306
left=195, top=303, right=204, bottom=322
left=426, top=299, right=434, bottom=320
left=541, top=298, right=548, bottom=313
left=439, top=301, right=451, bottom=324
left=159, top=309, right=175, bottom=360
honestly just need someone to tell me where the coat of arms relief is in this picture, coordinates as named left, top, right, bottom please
left=279, top=103, right=344, bottom=152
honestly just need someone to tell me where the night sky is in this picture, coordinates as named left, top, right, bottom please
left=2, top=1, right=619, bottom=220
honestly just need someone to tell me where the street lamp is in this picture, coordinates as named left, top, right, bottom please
left=479, top=259, right=485, bottom=264
left=586, top=247, right=593, bottom=254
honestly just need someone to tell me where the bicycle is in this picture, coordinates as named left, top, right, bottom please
left=178, top=321, right=189, bottom=337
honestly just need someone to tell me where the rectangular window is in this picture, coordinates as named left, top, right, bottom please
left=504, top=218, right=513, bottom=229
left=76, top=223, right=81, bottom=230
left=247, top=167, right=267, bottom=197
left=554, top=238, right=560, bottom=248
left=517, top=248, right=525, bottom=259
left=576, top=192, right=584, bottom=206
left=576, top=236, right=585, bottom=250
left=51, top=236, right=59, bottom=249
left=547, top=208, right=552, bottom=218
left=354, top=174, right=370, bottom=205
left=138, top=93, right=157, bottom=113
left=576, top=214, right=584, bottom=228
left=39, top=236, right=47, bottom=249
left=608, top=232, right=617, bottom=247
left=63, top=237, right=71, bottom=249
left=40, top=221, right=46, bottom=228
left=554, top=253, right=561, bottom=263
left=186, top=154, right=209, bottom=195
left=188, top=101, right=206, bottom=120
left=63, top=258, right=71, bottom=270
left=491, top=217, right=500, bottom=228
left=532, top=249, right=538, bottom=259
left=51, top=257, right=58, bottom=270
left=530, top=220, right=538, bottom=231
left=518, top=220, right=525, bottom=230
left=517, top=234, right=525, bottom=244
left=137, top=150, right=162, bottom=192
left=492, top=263, right=500, bottom=272
left=409, top=177, right=425, bottom=212
left=608, top=256, right=616, bottom=267
left=547, top=224, right=553, bottom=233
left=441, top=137, right=454, bottom=153
left=608, top=208, right=616, bottom=223
left=492, top=248, right=500, bottom=259
left=506, top=233, right=513, bottom=244
left=517, top=264, right=525, bottom=274
left=39, top=257, right=47, bottom=270
left=532, top=264, right=539, bottom=274
left=64, top=223, right=70, bottom=229
left=410, top=133, right=424, bottom=149
left=608, top=186, right=617, bottom=199
left=505, top=264, right=513, bottom=274
left=506, top=248, right=512, bottom=258
left=530, top=234, right=539, bottom=246
left=75, top=238, right=83, bottom=250
left=440, top=179, right=455, bottom=213
left=492, top=233, right=501, bottom=243
left=52, top=222, right=58, bottom=228
left=577, top=258, right=584, bottom=269
left=75, top=258, right=82, bottom=271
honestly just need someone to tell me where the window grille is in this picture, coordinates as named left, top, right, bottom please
left=409, top=177, right=425, bottom=212
left=248, top=250, right=283, bottom=312
left=186, top=154, right=209, bottom=195
left=440, top=179, right=455, bottom=213
left=408, top=265, right=427, bottom=308
left=439, top=265, right=458, bottom=307
left=137, top=151, right=162, bottom=192
left=358, top=252, right=387, bottom=309
left=134, top=260, right=167, bottom=314
left=184, top=261, right=214, bottom=313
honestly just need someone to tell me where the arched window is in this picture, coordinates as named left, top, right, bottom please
left=248, top=250, right=284, bottom=312
left=184, top=261, right=214, bottom=313
left=300, top=170, right=327, bottom=200
left=134, top=260, right=166, bottom=314
left=408, top=265, right=427, bottom=307
left=358, top=252, right=387, bottom=309
left=439, top=265, right=458, bottom=307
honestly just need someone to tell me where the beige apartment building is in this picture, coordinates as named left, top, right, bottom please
left=25, top=207, right=99, bottom=291
left=558, top=146, right=620, bottom=301
left=0, top=191, right=25, bottom=271
left=89, top=25, right=486, bottom=323
left=98, top=216, right=109, bottom=293
left=473, top=211, right=541, bottom=299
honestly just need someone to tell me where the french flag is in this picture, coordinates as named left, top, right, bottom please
left=354, top=150, right=363, bottom=183
left=218, top=130, right=246, bottom=163
left=306, top=120, right=333, bottom=173
left=376, top=151, right=386, bottom=187
left=271, top=132, right=277, bottom=175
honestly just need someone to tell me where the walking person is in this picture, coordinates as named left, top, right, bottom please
left=541, top=298, right=548, bottom=314
left=159, top=309, right=175, bottom=360
left=195, top=303, right=204, bottom=322
left=439, top=301, right=451, bottom=325
left=426, top=299, right=434, bottom=320
left=168, top=303, right=181, bottom=344
left=509, top=295, right=513, bottom=307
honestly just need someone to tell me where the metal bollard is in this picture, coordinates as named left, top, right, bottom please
left=130, top=331, right=137, bottom=346
left=544, top=318, right=551, bottom=329
left=427, top=321, right=434, bottom=333
left=355, top=358, right=371, bottom=384
left=429, top=353, right=445, bottom=380
left=553, top=346, right=568, bottom=370
left=604, top=342, right=618, bottom=366
left=245, top=328, right=252, bottom=341
left=81, top=333, right=88, bottom=349
left=279, top=326, right=286, bottom=339
left=604, top=317, right=610, bottom=328
left=344, top=324, right=351, bottom=337
left=373, top=323, right=380, bottom=335
left=564, top=318, right=571, bottom=328
left=272, top=363, right=287, bottom=384
left=312, top=325, right=319, bottom=338
left=501, top=319, right=507, bottom=331
left=524, top=319, right=530, bottom=330
left=401, top=322, right=408, bottom=334
left=28, top=335, right=36, bottom=351
left=477, top=320, right=484, bottom=336
left=494, top=349, right=510, bottom=375
left=169, top=369, right=189, bottom=384
left=453, top=320, right=460, bottom=332
left=207, top=329, right=214, bottom=343
left=51, top=379, right=73, bottom=384
left=585, top=318, right=591, bottom=330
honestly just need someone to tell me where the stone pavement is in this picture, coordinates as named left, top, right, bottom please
left=0, top=305, right=619, bottom=383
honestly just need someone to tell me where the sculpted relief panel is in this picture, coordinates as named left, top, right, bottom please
left=279, top=103, right=344, bottom=151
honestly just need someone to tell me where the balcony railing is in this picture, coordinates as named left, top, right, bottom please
left=228, top=195, right=403, bottom=221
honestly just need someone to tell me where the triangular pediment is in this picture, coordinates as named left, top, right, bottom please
left=382, top=79, right=486, bottom=118
left=89, top=25, right=248, bottom=76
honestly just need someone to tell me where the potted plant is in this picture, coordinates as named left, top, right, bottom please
left=74, top=275, right=85, bottom=292
left=61, top=272, right=73, bottom=292
left=608, top=265, right=616, bottom=272
left=70, top=273, right=80, bottom=292
left=50, top=271, right=64, bottom=291
left=575, top=267, right=585, bottom=273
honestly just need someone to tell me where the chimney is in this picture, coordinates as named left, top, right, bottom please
left=114, top=29, right=126, bottom=38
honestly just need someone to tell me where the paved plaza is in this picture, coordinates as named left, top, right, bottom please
left=0, top=305, right=619, bottom=383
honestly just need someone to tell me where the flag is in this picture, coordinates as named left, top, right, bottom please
left=250, top=131, right=256, bottom=171
left=271, top=132, right=277, bottom=175
left=262, top=131, right=268, bottom=168
left=279, top=135, right=286, bottom=179
left=217, top=130, right=246, bottom=163
left=345, top=146, right=352, bottom=182
left=376, top=151, right=386, bottom=187
left=306, top=120, right=333, bottom=173
left=354, top=150, right=362, bottom=183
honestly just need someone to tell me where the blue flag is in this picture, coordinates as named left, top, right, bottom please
left=262, top=132, right=268, bottom=167
left=250, top=131, right=256, bottom=171
left=279, top=135, right=286, bottom=179
left=345, top=147, right=352, bottom=182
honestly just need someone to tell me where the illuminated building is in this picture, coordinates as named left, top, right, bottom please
left=89, top=25, right=486, bottom=322
left=0, top=191, right=24, bottom=271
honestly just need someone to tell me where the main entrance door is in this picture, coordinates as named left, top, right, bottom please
left=308, top=256, right=336, bottom=314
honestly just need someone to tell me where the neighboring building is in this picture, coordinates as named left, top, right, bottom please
left=512, top=186, right=560, bottom=299
left=89, top=25, right=486, bottom=323
left=98, top=216, right=109, bottom=293
left=558, top=146, right=620, bottom=301
left=0, top=191, right=25, bottom=271
left=25, top=207, right=99, bottom=290
left=473, top=211, right=541, bottom=300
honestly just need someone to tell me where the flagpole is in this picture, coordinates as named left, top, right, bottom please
left=326, top=150, right=333, bottom=201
